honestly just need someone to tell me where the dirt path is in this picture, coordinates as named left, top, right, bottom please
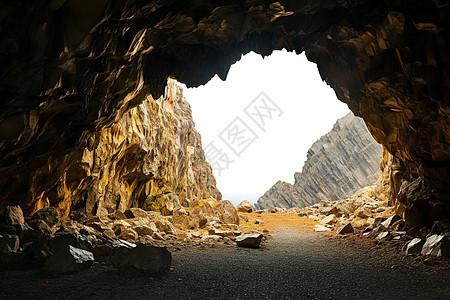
left=1, top=224, right=449, bottom=299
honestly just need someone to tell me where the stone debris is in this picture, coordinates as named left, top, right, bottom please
left=31, top=207, right=60, bottom=227
left=337, top=223, right=354, bottom=235
left=4, top=206, right=25, bottom=226
left=237, top=200, right=255, bottom=213
left=315, top=225, right=331, bottom=232
left=44, top=245, right=94, bottom=275
left=235, top=234, right=263, bottom=248
left=421, top=235, right=449, bottom=257
left=404, top=238, right=425, bottom=255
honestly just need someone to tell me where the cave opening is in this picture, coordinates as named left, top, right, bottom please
left=1, top=1, right=449, bottom=297
left=181, top=49, right=385, bottom=209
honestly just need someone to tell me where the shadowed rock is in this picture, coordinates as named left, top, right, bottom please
left=235, top=234, right=263, bottom=248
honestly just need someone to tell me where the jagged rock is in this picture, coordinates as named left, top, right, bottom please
left=376, top=232, right=390, bottom=240
left=113, top=211, right=127, bottom=220
left=235, top=234, right=263, bottom=248
left=146, top=193, right=181, bottom=216
left=404, top=238, right=425, bottom=255
left=171, top=207, right=190, bottom=228
left=155, top=220, right=176, bottom=235
left=47, top=233, right=92, bottom=252
left=315, top=225, right=331, bottom=232
left=381, top=215, right=403, bottom=228
left=213, top=200, right=239, bottom=225
left=257, top=113, right=382, bottom=209
left=22, top=219, right=52, bottom=243
left=31, top=207, right=60, bottom=227
left=103, top=229, right=116, bottom=240
left=236, top=200, right=255, bottom=213
left=134, top=224, right=157, bottom=237
left=336, top=223, right=354, bottom=235
left=421, top=235, right=450, bottom=257
left=321, top=215, right=337, bottom=225
left=4, top=206, right=25, bottom=226
left=44, top=245, right=94, bottom=275
left=124, top=208, right=149, bottom=219
left=0, top=234, right=19, bottom=252
left=208, top=228, right=236, bottom=239
left=111, top=244, right=172, bottom=276
left=118, top=228, right=139, bottom=241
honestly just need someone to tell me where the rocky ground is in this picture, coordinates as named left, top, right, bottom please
left=1, top=191, right=449, bottom=298
left=0, top=216, right=448, bottom=299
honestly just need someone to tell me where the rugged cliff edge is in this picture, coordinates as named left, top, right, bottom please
left=256, top=113, right=382, bottom=209
left=1, top=79, right=221, bottom=217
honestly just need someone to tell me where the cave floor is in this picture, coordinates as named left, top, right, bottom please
left=1, top=224, right=449, bottom=299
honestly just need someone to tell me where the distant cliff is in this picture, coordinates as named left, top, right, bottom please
left=256, top=113, right=382, bottom=209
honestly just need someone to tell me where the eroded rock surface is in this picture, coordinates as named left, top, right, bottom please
left=0, top=1, right=449, bottom=223
left=257, top=113, right=382, bottom=209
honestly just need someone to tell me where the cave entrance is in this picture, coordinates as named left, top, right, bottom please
left=181, top=50, right=351, bottom=207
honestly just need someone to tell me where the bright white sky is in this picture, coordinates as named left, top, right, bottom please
left=181, top=50, right=350, bottom=206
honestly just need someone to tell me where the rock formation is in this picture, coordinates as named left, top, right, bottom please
left=256, top=113, right=383, bottom=209
left=0, top=78, right=221, bottom=217
left=0, top=1, right=448, bottom=225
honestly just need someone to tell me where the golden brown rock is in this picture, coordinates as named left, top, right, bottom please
left=0, top=1, right=448, bottom=224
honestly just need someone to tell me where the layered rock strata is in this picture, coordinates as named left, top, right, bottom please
left=257, top=113, right=383, bottom=209
left=1, top=79, right=221, bottom=217
left=0, top=1, right=449, bottom=223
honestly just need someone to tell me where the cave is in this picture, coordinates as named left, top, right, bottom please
left=1, top=0, right=448, bottom=227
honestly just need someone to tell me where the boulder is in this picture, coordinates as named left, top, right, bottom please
left=47, top=233, right=92, bottom=252
left=207, top=228, right=236, bottom=238
left=354, top=206, right=372, bottom=218
left=111, top=244, right=172, bottom=276
left=381, top=215, right=402, bottom=228
left=147, top=193, right=181, bottom=216
left=118, top=228, right=138, bottom=241
left=134, top=224, right=157, bottom=236
left=22, top=219, right=52, bottom=243
left=214, top=200, right=239, bottom=225
left=0, top=234, right=19, bottom=252
left=421, top=234, right=450, bottom=257
left=155, top=220, right=176, bottom=234
left=236, top=200, right=254, bottom=213
left=336, top=223, right=354, bottom=235
left=31, top=207, right=60, bottom=227
left=320, top=214, right=337, bottom=225
left=44, top=245, right=94, bottom=274
left=404, top=238, right=425, bottom=255
left=376, top=231, right=390, bottom=240
left=113, top=210, right=128, bottom=220
left=235, top=233, right=263, bottom=248
left=124, top=208, right=149, bottom=219
left=4, top=206, right=25, bottom=226
left=171, top=207, right=190, bottom=228
left=314, top=225, right=331, bottom=232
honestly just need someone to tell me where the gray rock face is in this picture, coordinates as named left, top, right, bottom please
left=235, top=234, right=263, bottom=248
left=256, top=113, right=382, bottom=209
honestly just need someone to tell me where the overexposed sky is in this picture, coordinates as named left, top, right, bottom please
left=181, top=50, right=350, bottom=206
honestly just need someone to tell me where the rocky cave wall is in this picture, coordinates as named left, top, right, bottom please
left=0, top=1, right=448, bottom=225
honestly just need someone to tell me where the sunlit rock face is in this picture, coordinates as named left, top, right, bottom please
left=256, top=113, right=383, bottom=209
left=0, top=1, right=448, bottom=222
left=0, top=78, right=221, bottom=217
